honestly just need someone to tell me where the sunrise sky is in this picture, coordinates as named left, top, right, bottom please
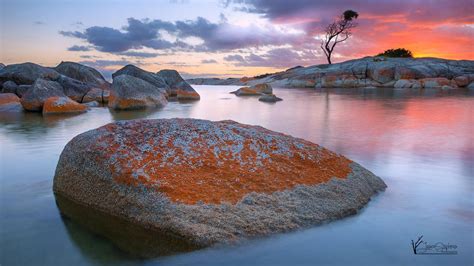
left=1, top=0, right=473, bottom=79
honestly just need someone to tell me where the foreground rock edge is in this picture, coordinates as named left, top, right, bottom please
left=53, top=119, right=386, bottom=257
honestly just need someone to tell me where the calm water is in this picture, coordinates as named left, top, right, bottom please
left=1, top=86, right=473, bottom=266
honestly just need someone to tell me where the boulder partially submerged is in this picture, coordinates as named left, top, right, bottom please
left=231, top=83, right=273, bottom=96
left=108, top=74, right=167, bottom=110
left=0, top=93, right=22, bottom=112
left=156, top=69, right=200, bottom=100
left=259, top=94, right=283, bottom=103
left=53, top=118, right=386, bottom=257
left=112, top=65, right=168, bottom=94
left=20, top=78, right=65, bottom=111
left=42, top=96, right=88, bottom=115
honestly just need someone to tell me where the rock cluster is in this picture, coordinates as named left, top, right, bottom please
left=231, top=83, right=283, bottom=103
left=0, top=62, right=111, bottom=114
left=53, top=118, right=386, bottom=257
left=0, top=61, right=198, bottom=114
left=188, top=57, right=474, bottom=89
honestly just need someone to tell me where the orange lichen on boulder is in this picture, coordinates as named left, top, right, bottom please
left=0, top=93, right=20, bottom=105
left=93, top=119, right=352, bottom=205
left=42, top=96, right=87, bottom=115
left=176, top=89, right=200, bottom=100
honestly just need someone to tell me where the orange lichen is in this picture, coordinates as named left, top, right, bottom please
left=176, top=90, right=200, bottom=100
left=0, top=93, right=20, bottom=105
left=96, top=120, right=352, bottom=205
left=237, top=87, right=259, bottom=95
left=42, top=96, right=87, bottom=114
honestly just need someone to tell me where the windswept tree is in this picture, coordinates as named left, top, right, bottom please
left=321, top=10, right=359, bottom=64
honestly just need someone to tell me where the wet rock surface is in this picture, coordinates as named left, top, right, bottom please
left=53, top=118, right=386, bottom=257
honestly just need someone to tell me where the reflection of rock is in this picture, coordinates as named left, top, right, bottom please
left=20, top=78, right=65, bottom=111
left=258, top=94, right=283, bottom=102
left=108, top=75, right=167, bottom=110
left=42, top=97, right=88, bottom=115
left=53, top=118, right=386, bottom=257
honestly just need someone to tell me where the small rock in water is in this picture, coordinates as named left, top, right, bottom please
left=231, top=83, right=273, bottom=96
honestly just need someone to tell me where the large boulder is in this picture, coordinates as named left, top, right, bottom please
left=156, top=69, right=200, bottom=100
left=453, top=76, right=470, bottom=87
left=16, top=85, right=31, bottom=98
left=0, top=93, right=22, bottom=112
left=1, top=80, right=19, bottom=94
left=42, top=96, right=88, bottom=115
left=55, top=75, right=92, bottom=102
left=53, top=118, right=386, bottom=257
left=421, top=77, right=451, bottom=88
left=20, top=78, right=65, bottom=111
left=55, top=61, right=110, bottom=89
left=108, top=75, right=167, bottom=110
left=231, top=83, right=273, bottom=96
left=112, top=65, right=168, bottom=94
left=0, top=62, right=60, bottom=85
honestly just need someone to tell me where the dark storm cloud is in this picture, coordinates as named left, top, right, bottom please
left=227, top=0, right=473, bottom=23
left=60, top=16, right=300, bottom=54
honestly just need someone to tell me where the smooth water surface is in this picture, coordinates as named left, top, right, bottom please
left=1, top=86, right=473, bottom=266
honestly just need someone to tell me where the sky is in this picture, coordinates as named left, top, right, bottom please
left=1, top=0, right=473, bottom=79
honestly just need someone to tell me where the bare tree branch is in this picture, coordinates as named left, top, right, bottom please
left=320, top=10, right=358, bottom=64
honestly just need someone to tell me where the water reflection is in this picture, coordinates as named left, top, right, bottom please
left=0, top=86, right=473, bottom=265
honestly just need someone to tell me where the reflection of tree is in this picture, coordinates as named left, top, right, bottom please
left=411, top=235, right=423, bottom=254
